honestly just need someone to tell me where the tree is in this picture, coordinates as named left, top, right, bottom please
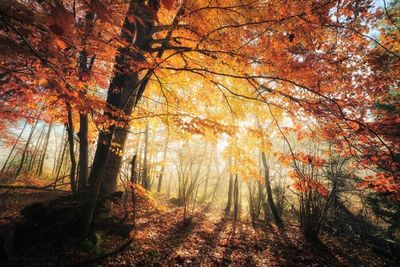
left=157, top=130, right=169, bottom=193
left=1, top=0, right=400, bottom=243
left=1, top=120, right=28, bottom=174
left=261, top=152, right=283, bottom=227
left=15, top=116, right=39, bottom=177
left=37, top=122, right=52, bottom=177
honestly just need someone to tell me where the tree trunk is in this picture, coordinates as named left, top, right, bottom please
left=137, top=143, right=143, bottom=186
left=261, top=151, right=283, bottom=227
left=66, top=103, right=77, bottom=193
left=53, top=126, right=65, bottom=174
left=87, top=1, right=155, bottom=213
left=233, top=174, right=239, bottom=221
left=248, top=182, right=256, bottom=223
left=15, top=117, right=39, bottom=177
left=130, top=154, right=137, bottom=228
left=225, top=157, right=233, bottom=214
left=56, top=137, right=68, bottom=182
left=27, top=124, right=45, bottom=172
left=142, top=123, right=150, bottom=190
left=1, top=120, right=28, bottom=173
left=78, top=112, right=88, bottom=191
left=167, top=177, right=171, bottom=198
left=157, top=131, right=169, bottom=193
left=209, top=147, right=221, bottom=205
left=77, top=41, right=95, bottom=192
left=201, top=145, right=212, bottom=202
left=37, top=122, right=52, bottom=176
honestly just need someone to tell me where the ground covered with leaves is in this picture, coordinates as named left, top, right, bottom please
left=0, top=188, right=396, bottom=266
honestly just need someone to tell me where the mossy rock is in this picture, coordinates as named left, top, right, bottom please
left=89, top=230, right=102, bottom=247
left=79, top=239, right=104, bottom=255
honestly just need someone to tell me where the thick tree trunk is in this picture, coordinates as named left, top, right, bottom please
left=87, top=1, right=154, bottom=211
left=77, top=45, right=95, bottom=192
left=261, top=151, right=283, bottom=227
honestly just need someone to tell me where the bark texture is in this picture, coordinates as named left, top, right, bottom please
left=88, top=1, right=155, bottom=205
left=261, top=151, right=283, bottom=227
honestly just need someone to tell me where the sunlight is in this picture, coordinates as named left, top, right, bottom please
left=0, top=0, right=398, bottom=266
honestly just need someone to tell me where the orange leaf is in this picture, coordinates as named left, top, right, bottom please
left=348, top=121, right=360, bottom=131
left=54, top=37, right=67, bottom=49
left=371, top=156, right=379, bottom=162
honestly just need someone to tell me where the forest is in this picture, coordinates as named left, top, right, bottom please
left=0, top=0, right=399, bottom=266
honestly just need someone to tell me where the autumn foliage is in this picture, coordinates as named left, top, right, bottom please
left=0, top=0, right=399, bottom=264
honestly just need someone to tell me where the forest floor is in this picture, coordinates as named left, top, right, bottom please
left=0, top=188, right=397, bottom=267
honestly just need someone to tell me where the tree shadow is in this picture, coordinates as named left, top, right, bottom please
left=312, top=236, right=364, bottom=266
left=134, top=209, right=175, bottom=229
left=221, top=220, right=239, bottom=266
left=159, top=213, right=205, bottom=264
left=256, top=223, right=346, bottom=266
left=254, top=224, right=302, bottom=265
left=193, top=216, right=229, bottom=265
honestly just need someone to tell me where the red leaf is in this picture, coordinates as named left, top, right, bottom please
left=161, top=0, right=175, bottom=10
left=91, top=0, right=113, bottom=24
left=48, top=1, right=74, bottom=36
